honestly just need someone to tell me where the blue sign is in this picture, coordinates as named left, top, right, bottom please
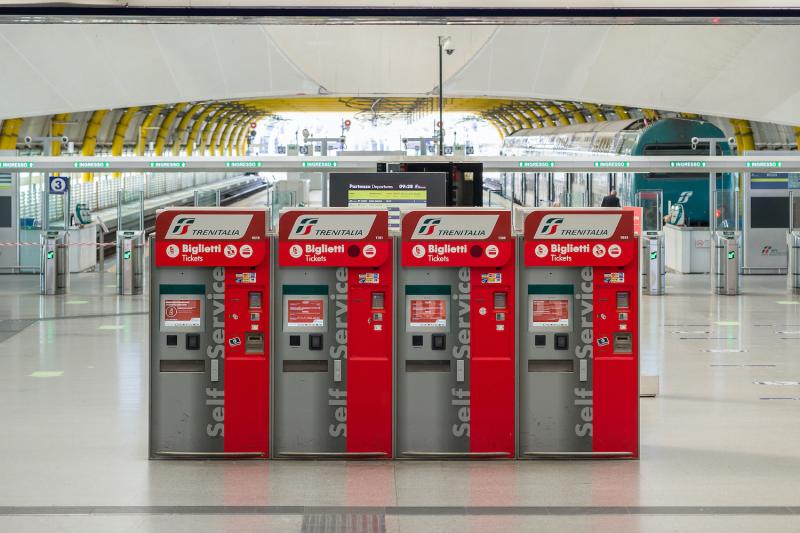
left=48, top=176, right=69, bottom=195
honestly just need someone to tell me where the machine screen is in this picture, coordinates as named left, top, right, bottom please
left=532, top=299, right=570, bottom=327
left=409, top=298, right=448, bottom=328
left=285, top=298, right=326, bottom=328
left=160, top=296, right=204, bottom=332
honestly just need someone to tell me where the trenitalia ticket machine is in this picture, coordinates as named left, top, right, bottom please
left=396, top=209, right=515, bottom=458
left=149, top=208, right=270, bottom=458
left=273, top=209, right=393, bottom=458
left=518, top=208, right=639, bottom=459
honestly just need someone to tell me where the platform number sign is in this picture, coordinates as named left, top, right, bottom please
left=48, top=176, right=69, bottom=195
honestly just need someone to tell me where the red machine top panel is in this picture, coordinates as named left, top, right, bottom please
left=278, top=209, right=390, bottom=267
left=523, top=208, right=636, bottom=267
left=400, top=209, right=513, bottom=267
left=154, top=208, right=268, bottom=267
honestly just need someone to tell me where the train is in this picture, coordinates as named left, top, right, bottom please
left=498, top=117, right=735, bottom=226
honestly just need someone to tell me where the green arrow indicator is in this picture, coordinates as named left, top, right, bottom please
left=518, top=161, right=555, bottom=168
left=301, top=161, right=338, bottom=168
left=593, top=161, right=630, bottom=168
left=47, top=251, right=54, bottom=260
left=727, top=250, right=736, bottom=260
left=650, top=251, right=658, bottom=260
left=123, top=250, right=132, bottom=260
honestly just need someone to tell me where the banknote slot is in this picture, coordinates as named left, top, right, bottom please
left=160, top=359, right=206, bottom=373
left=282, top=360, right=329, bottom=372
left=527, top=359, right=574, bottom=373
left=405, top=360, right=451, bottom=372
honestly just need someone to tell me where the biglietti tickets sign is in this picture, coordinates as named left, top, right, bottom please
left=278, top=209, right=390, bottom=267
left=154, top=208, right=268, bottom=267
left=401, top=210, right=513, bottom=267
left=524, top=209, right=636, bottom=266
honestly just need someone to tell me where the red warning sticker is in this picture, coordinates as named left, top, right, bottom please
left=164, top=298, right=202, bottom=327
left=287, top=299, right=325, bottom=327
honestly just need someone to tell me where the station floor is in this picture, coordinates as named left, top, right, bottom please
left=0, top=272, right=799, bottom=532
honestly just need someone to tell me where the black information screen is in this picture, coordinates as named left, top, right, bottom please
left=329, top=172, right=447, bottom=209
left=751, top=197, right=790, bottom=229
left=0, top=197, right=11, bottom=228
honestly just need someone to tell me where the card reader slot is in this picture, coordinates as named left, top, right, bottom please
left=283, top=360, right=329, bottom=372
left=160, top=360, right=206, bottom=373
left=527, top=359, right=574, bottom=373
left=405, top=360, right=451, bottom=372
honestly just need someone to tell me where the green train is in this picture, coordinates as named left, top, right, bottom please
left=499, top=117, right=735, bottom=226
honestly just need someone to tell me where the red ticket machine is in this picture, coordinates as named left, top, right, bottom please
left=149, top=207, right=270, bottom=458
left=273, top=209, right=393, bottom=458
left=518, top=208, right=639, bottom=459
left=396, top=208, right=515, bottom=458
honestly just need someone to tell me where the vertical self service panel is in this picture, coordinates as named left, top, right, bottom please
left=150, top=208, right=270, bottom=458
left=274, top=209, right=392, bottom=458
left=518, top=208, right=638, bottom=459
left=397, top=209, right=515, bottom=458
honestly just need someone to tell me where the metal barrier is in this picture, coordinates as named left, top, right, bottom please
left=788, top=230, right=800, bottom=293
left=641, top=231, right=665, bottom=295
left=40, top=231, right=69, bottom=295
left=713, top=231, right=741, bottom=295
left=116, top=230, right=145, bottom=295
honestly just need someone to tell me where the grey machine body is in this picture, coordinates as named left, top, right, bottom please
left=713, top=231, right=742, bottom=295
left=40, top=230, right=69, bottom=295
left=117, top=230, right=145, bottom=295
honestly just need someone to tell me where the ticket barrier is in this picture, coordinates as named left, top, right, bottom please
left=396, top=209, right=516, bottom=458
left=518, top=208, right=639, bottom=459
left=149, top=208, right=271, bottom=458
left=117, top=230, right=145, bottom=295
left=273, top=209, right=393, bottom=458
left=40, top=230, right=69, bottom=295
left=788, top=230, right=800, bottom=293
left=641, top=231, right=665, bottom=296
left=713, top=231, right=741, bottom=296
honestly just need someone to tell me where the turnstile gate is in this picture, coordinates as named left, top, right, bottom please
left=40, top=231, right=69, bottom=295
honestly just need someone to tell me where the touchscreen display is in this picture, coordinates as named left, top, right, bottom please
left=286, top=298, right=325, bottom=327
left=531, top=299, right=570, bottom=327
left=409, top=299, right=448, bottom=328
left=163, top=298, right=202, bottom=328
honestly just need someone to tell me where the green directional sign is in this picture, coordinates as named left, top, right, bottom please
left=149, top=162, right=187, bottom=168
left=47, top=250, right=54, bottom=260
left=301, top=161, right=338, bottom=168
left=670, top=161, right=706, bottom=168
left=225, top=161, right=263, bottom=168
left=593, top=161, right=630, bottom=168
left=727, top=250, right=736, bottom=260
left=650, top=251, right=658, bottom=260
left=518, top=161, right=555, bottom=168
left=746, top=161, right=782, bottom=168
left=123, top=250, right=132, bottom=260
left=73, top=161, right=110, bottom=169
left=0, top=162, right=34, bottom=169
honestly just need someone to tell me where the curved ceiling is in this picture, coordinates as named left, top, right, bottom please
left=0, top=23, right=798, bottom=126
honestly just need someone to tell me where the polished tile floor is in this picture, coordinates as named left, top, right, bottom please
left=0, top=272, right=798, bottom=532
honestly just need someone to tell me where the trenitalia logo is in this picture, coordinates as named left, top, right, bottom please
left=411, top=214, right=499, bottom=240
left=165, top=214, right=253, bottom=240
left=539, top=217, right=564, bottom=236
left=417, top=218, right=441, bottom=236
left=294, top=217, right=319, bottom=236
left=533, top=214, right=621, bottom=240
left=171, top=217, right=195, bottom=235
left=677, top=191, right=693, bottom=204
left=288, top=214, right=376, bottom=240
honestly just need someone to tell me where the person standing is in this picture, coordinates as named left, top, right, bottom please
left=601, top=189, right=621, bottom=207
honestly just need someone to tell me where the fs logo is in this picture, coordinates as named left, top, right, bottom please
left=417, top=218, right=441, bottom=236
left=294, top=217, right=319, bottom=236
left=761, top=245, right=779, bottom=256
left=171, top=217, right=195, bottom=236
left=539, top=217, right=564, bottom=236
left=677, top=191, right=693, bottom=204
